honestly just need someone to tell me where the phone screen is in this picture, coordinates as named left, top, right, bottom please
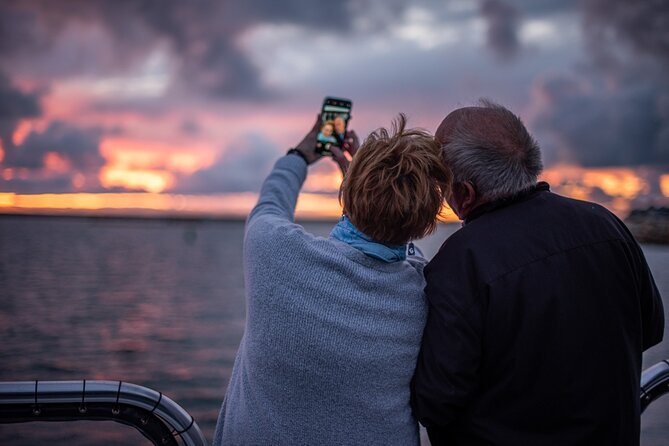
left=316, top=97, right=352, bottom=155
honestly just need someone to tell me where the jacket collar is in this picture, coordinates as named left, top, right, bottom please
left=464, top=182, right=550, bottom=225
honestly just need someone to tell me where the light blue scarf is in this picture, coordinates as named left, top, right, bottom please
left=330, top=216, right=407, bottom=263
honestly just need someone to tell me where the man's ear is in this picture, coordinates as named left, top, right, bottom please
left=459, top=181, right=477, bottom=217
left=450, top=181, right=477, bottom=220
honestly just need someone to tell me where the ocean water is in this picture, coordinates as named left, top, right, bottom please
left=0, top=215, right=667, bottom=445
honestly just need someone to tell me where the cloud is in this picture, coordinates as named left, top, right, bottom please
left=0, top=72, right=42, bottom=146
left=2, top=0, right=668, bottom=198
left=496, top=0, right=579, bottom=15
left=583, top=0, right=669, bottom=69
left=480, top=0, right=520, bottom=60
left=180, top=119, right=201, bottom=135
left=175, top=133, right=278, bottom=193
left=0, top=4, right=45, bottom=58
left=0, top=177, right=80, bottom=194
left=525, top=0, right=669, bottom=168
left=1, top=122, right=105, bottom=193
left=0, top=0, right=404, bottom=101
left=530, top=75, right=669, bottom=167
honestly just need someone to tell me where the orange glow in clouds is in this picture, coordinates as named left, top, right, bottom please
left=582, top=170, right=647, bottom=199
left=541, top=165, right=649, bottom=198
left=44, top=152, right=71, bottom=174
left=100, top=168, right=174, bottom=193
left=99, top=137, right=216, bottom=193
left=661, top=174, right=669, bottom=197
left=101, top=138, right=215, bottom=173
left=12, top=121, right=34, bottom=146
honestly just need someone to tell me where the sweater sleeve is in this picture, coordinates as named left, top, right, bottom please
left=247, top=153, right=307, bottom=225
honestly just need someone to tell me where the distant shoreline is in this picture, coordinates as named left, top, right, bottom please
left=0, top=211, right=341, bottom=224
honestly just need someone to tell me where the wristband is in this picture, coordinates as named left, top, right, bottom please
left=286, top=148, right=308, bottom=164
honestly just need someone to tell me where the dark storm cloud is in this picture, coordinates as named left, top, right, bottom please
left=583, top=0, right=669, bottom=68
left=1, top=122, right=106, bottom=193
left=0, top=0, right=382, bottom=100
left=532, top=77, right=668, bottom=167
left=175, top=133, right=278, bottom=193
left=497, top=0, right=579, bottom=15
left=0, top=70, right=110, bottom=194
left=480, top=0, right=520, bottom=60
left=0, top=72, right=42, bottom=148
left=527, top=0, right=669, bottom=168
left=0, top=0, right=255, bottom=98
left=0, top=176, right=81, bottom=194
left=0, top=2, right=45, bottom=57
left=3, top=0, right=666, bottom=180
left=5, top=122, right=104, bottom=170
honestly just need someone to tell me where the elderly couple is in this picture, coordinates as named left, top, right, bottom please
left=213, top=101, right=664, bottom=446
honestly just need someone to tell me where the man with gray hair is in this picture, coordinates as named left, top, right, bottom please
left=411, top=101, right=664, bottom=445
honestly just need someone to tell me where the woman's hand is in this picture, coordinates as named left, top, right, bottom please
left=292, top=116, right=324, bottom=164
left=331, top=130, right=359, bottom=176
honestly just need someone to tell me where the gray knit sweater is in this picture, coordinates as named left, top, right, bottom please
left=213, top=154, right=428, bottom=445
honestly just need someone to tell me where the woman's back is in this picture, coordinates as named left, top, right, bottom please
left=215, top=211, right=427, bottom=445
left=213, top=114, right=450, bottom=445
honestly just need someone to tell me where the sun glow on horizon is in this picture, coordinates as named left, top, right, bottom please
left=1, top=166, right=666, bottom=221
left=0, top=191, right=345, bottom=219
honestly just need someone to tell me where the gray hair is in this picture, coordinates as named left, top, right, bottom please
left=442, top=99, right=543, bottom=202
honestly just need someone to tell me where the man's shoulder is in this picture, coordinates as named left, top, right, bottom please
left=548, top=192, right=615, bottom=217
left=474, top=190, right=626, bottom=238
left=425, top=191, right=634, bottom=278
left=546, top=192, right=634, bottom=238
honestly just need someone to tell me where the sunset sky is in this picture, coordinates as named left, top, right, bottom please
left=0, top=0, right=667, bottom=219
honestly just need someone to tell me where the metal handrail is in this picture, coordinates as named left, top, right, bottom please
left=0, top=380, right=206, bottom=446
left=0, top=362, right=667, bottom=444
left=641, top=359, right=669, bottom=414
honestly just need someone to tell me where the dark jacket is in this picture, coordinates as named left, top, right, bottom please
left=411, top=183, right=664, bottom=446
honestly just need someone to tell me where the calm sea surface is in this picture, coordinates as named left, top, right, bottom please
left=0, top=215, right=667, bottom=445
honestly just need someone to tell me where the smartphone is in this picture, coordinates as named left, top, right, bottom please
left=316, top=96, right=352, bottom=156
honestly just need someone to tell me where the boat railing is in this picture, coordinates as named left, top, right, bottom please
left=641, top=359, right=669, bottom=414
left=1, top=360, right=668, bottom=444
left=0, top=380, right=207, bottom=446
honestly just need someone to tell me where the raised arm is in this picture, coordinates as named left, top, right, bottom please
left=248, top=154, right=307, bottom=223
left=247, top=117, right=323, bottom=225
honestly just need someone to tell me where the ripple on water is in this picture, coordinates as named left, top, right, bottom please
left=0, top=217, right=667, bottom=445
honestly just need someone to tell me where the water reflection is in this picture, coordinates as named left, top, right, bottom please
left=0, top=216, right=666, bottom=445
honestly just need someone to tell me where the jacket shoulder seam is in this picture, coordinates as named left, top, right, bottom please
left=486, top=236, right=631, bottom=286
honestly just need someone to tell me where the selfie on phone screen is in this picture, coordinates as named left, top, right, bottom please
left=316, top=97, right=352, bottom=156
